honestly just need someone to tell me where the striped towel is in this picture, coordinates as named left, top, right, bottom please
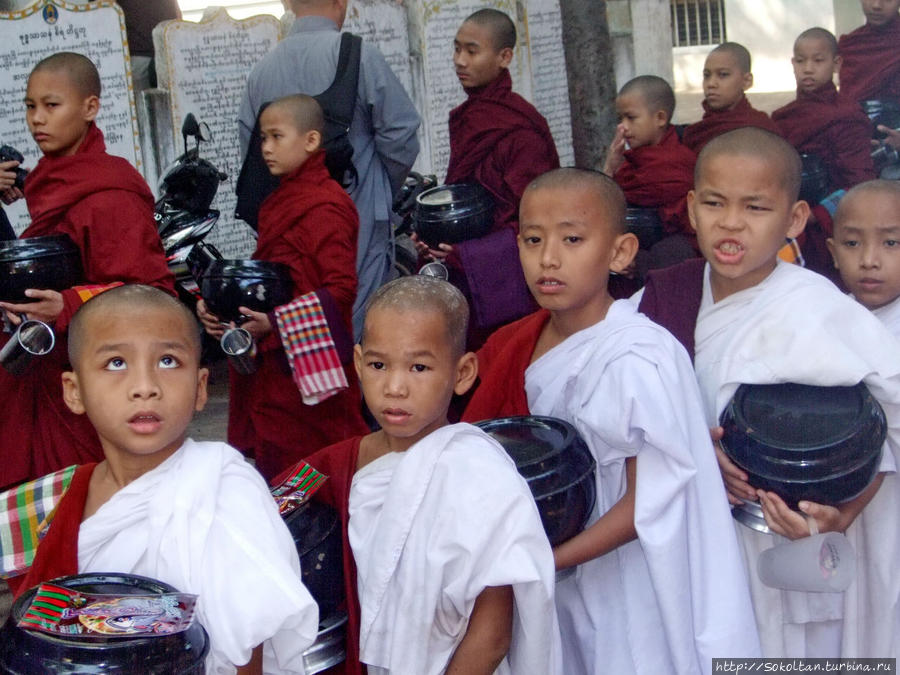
left=274, top=292, right=349, bottom=404
left=271, top=461, right=328, bottom=517
left=0, top=465, right=77, bottom=579
left=73, top=281, right=123, bottom=304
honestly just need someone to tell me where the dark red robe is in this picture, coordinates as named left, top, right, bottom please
left=0, top=124, right=174, bottom=490
left=274, top=437, right=364, bottom=675
left=838, top=16, right=900, bottom=104
left=8, top=463, right=96, bottom=599
left=613, top=126, right=696, bottom=236
left=681, top=96, right=782, bottom=154
left=461, top=309, right=549, bottom=422
left=228, top=151, right=368, bottom=480
left=772, top=82, right=875, bottom=190
left=636, top=258, right=706, bottom=362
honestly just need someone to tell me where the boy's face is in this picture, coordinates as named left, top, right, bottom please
left=792, top=37, right=839, bottom=94
left=861, top=0, right=900, bottom=26
left=453, top=21, right=512, bottom=89
left=354, top=308, right=476, bottom=452
left=689, top=153, right=808, bottom=301
left=615, top=91, right=667, bottom=149
left=25, top=69, right=99, bottom=158
left=518, top=186, right=637, bottom=330
left=828, top=192, right=900, bottom=309
left=259, top=104, right=320, bottom=177
left=702, top=51, right=752, bottom=111
left=61, top=306, right=208, bottom=463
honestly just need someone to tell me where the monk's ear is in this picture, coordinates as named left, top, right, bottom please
left=453, top=351, right=478, bottom=396
left=194, top=367, right=209, bottom=413
left=825, top=237, right=839, bottom=269
left=654, top=109, right=668, bottom=129
left=833, top=54, right=843, bottom=75
left=786, top=200, right=810, bottom=240
left=686, top=190, right=698, bottom=232
left=609, top=232, right=639, bottom=275
left=61, top=371, right=86, bottom=415
left=742, top=71, right=753, bottom=91
left=498, top=46, right=513, bottom=69
left=304, top=129, right=322, bottom=153
left=81, top=95, right=100, bottom=123
left=353, top=343, right=364, bottom=382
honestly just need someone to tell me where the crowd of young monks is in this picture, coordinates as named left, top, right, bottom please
left=1, top=0, right=900, bottom=673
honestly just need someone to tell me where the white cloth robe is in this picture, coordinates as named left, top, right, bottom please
left=348, top=423, right=562, bottom=675
left=525, top=300, right=761, bottom=675
left=872, top=295, right=900, bottom=337
left=693, top=261, right=900, bottom=658
left=78, top=439, right=319, bottom=675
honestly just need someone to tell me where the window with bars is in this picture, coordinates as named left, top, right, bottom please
left=671, top=0, right=726, bottom=47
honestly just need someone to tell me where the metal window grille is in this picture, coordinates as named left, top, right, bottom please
left=671, top=0, right=726, bottom=47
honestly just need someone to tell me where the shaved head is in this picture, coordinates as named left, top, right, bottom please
left=363, top=276, right=469, bottom=357
left=835, top=180, right=900, bottom=227
left=524, top=168, right=627, bottom=234
left=463, top=8, right=516, bottom=50
left=30, top=51, right=101, bottom=98
left=68, top=285, right=201, bottom=367
left=264, top=93, right=324, bottom=135
left=697, top=128, right=802, bottom=201
left=710, top=42, right=752, bottom=74
left=796, top=27, right=838, bottom=55
left=619, top=75, right=676, bottom=122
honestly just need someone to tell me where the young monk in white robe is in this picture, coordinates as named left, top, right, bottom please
left=13, top=285, right=319, bottom=675
left=827, top=180, right=900, bottom=338
left=464, top=168, right=760, bottom=675
left=347, top=275, right=561, bottom=675
left=637, top=129, right=900, bottom=658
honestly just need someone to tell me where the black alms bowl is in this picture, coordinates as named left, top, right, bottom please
left=0, top=573, right=209, bottom=674
left=0, top=235, right=84, bottom=304
left=200, top=259, right=293, bottom=324
left=625, top=206, right=665, bottom=250
left=861, top=99, right=900, bottom=139
left=413, top=183, right=494, bottom=249
left=720, top=382, right=886, bottom=508
left=283, top=500, right=344, bottom=619
left=799, top=153, right=830, bottom=205
left=475, top=416, right=596, bottom=546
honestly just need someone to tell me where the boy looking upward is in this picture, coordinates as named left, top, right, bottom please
left=464, top=169, right=761, bottom=673
left=295, top=276, right=562, bottom=675
left=10, top=285, right=319, bottom=675
left=603, top=75, right=698, bottom=271
left=681, top=42, right=781, bottom=154
left=419, top=9, right=559, bottom=343
left=0, top=51, right=173, bottom=489
left=199, top=94, right=367, bottom=480
left=637, top=128, right=900, bottom=657
left=838, top=0, right=900, bottom=105
left=828, top=180, right=900, bottom=333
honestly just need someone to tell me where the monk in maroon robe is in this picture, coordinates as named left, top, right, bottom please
left=422, top=10, right=558, bottom=345
left=0, top=120, right=174, bottom=489
left=838, top=4, right=900, bottom=104
left=683, top=96, right=781, bottom=154
left=219, top=150, right=369, bottom=481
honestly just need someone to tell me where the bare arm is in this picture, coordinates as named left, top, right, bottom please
left=445, top=585, right=514, bottom=675
left=553, top=456, right=637, bottom=570
left=235, top=644, right=263, bottom=675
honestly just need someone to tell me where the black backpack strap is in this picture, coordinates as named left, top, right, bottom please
left=316, top=32, right=362, bottom=128
left=234, top=101, right=280, bottom=230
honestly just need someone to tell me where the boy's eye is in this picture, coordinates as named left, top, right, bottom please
left=701, top=199, right=722, bottom=208
left=564, top=235, right=582, bottom=244
left=885, top=240, right=899, bottom=247
left=368, top=361, right=385, bottom=370
left=159, top=355, right=179, bottom=369
left=842, top=239, right=859, bottom=248
left=747, top=204, right=770, bottom=212
left=522, top=235, right=541, bottom=245
left=105, top=357, right=126, bottom=371
left=411, top=364, right=429, bottom=373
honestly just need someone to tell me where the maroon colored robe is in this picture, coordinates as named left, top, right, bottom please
left=8, top=463, right=96, bottom=598
left=838, top=16, right=900, bottom=104
left=613, top=126, right=696, bottom=236
left=636, top=258, right=706, bottom=362
left=0, top=124, right=174, bottom=490
left=461, top=309, right=549, bottom=422
left=772, top=82, right=875, bottom=190
left=274, top=437, right=364, bottom=675
left=228, top=151, right=368, bottom=480
left=681, top=96, right=782, bottom=154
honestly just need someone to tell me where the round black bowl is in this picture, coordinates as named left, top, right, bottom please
left=799, top=153, right=830, bottom=205
left=200, top=259, right=293, bottom=324
left=861, top=99, right=900, bottom=139
left=720, top=382, right=886, bottom=508
left=283, top=500, right=344, bottom=619
left=0, top=235, right=84, bottom=304
left=0, top=573, right=209, bottom=674
left=475, top=416, right=597, bottom=546
left=413, top=183, right=494, bottom=249
left=625, top=206, right=664, bottom=250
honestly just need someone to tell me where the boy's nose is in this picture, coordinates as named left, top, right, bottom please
left=539, top=242, right=560, bottom=268
left=128, top=369, right=162, bottom=400
left=384, top=371, right=408, bottom=397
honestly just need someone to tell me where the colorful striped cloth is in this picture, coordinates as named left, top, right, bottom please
left=778, top=238, right=806, bottom=267
left=274, top=292, right=349, bottom=404
left=0, top=466, right=77, bottom=579
left=73, top=281, right=124, bottom=304
left=18, top=582, right=78, bottom=632
left=270, top=461, right=328, bottom=517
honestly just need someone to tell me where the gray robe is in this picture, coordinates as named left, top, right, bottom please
left=239, top=16, right=420, bottom=338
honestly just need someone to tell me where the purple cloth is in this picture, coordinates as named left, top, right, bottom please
left=638, top=258, right=705, bottom=361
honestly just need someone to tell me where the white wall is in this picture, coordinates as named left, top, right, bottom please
left=178, top=1, right=284, bottom=22
left=673, top=0, right=838, bottom=93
